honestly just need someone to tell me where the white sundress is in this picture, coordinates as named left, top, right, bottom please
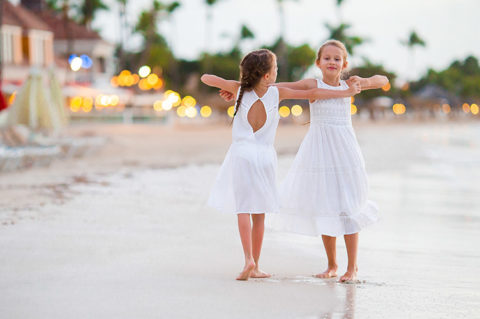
left=208, top=86, right=280, bottom=214
left=275, top=79, right=378, bottom=236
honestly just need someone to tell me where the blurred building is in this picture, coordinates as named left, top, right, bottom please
left=1, top=0, right=54, bottom=85
left=1, top=0, right=114, bottom=91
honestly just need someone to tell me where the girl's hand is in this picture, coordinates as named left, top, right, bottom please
left=348, top=80, right=362, bottom=96
left=346, top=75, right=361, bottom=86
left=219, top=89, right=235, bottom=102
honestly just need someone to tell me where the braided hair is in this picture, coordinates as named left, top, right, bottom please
left=234, top=49, right=276, bottom=117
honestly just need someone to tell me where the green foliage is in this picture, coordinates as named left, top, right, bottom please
left=45, top=0, right=63, bottom=12
left=80, top=0, right=108, bottom=27
left=402, top=30, right=426, bottom=48
left=200, top=48, right=242, bottom=82
left=240, top=25, right=254, bottom=41
left=264, top=39, right=316, bottom=82
left=325, top=23, right=365, bottom=55
left=412, top=56, right=480, bottom=98
left=133, top=0, right=180, bottom=71
left=205, top=0, right=220, bottom=6
left=287, top=44, right=316, bottom=81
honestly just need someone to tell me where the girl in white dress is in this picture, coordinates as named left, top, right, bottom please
left=275, top=40, right=389, bottom=282
left=201, top=49, right=360, bottom=281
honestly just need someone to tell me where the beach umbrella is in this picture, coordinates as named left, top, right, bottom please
left=6, top=68, right=62, bottom=131
left=48, top=68, right=69, bottom=127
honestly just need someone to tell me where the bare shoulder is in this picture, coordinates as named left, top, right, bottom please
left=300, top=78, right=318, bottom=89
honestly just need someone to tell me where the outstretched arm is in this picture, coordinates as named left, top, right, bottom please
left=273, top=78, right=318, bottom=90
left=219, top=78, right=319, bottom=102
left=200, top=74, right=240, bottom=99
left=278, top=81, right=361, bottom=101
left=346, top=75, right=388, bottom=90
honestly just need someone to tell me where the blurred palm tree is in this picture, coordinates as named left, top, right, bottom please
left=203, top=0, right=221, bottom=72
left=325, top=23, right=364, bottom=56
left=79, top=0, right=108, bottom=30
left=163, top=1, right=180, bottom=51
left=204, top=0, right=221, bottom=52
left=135, top=1, right=180, bottom=72
left=116, top=0, right=128, bottom=68
left=275, top=0, right=298, bottom=81
left=335, top=0, right=346, bottom=22
left=401, top=30, right=426, bottom=80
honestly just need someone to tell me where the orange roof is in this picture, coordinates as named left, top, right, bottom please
left=1, top=0, right=51, bottom=31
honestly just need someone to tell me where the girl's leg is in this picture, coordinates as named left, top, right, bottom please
left=315, top=235, right=338, bottom=278
left=236, top=213, right=255, bottom=280
left=250, top=213, right=271, bottom=278
left=340, top=233, right=359, bottom=282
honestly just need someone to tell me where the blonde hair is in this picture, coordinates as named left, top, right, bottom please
left=316, top=39, right=348, bottom=65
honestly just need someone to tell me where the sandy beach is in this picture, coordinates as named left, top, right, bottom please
left=1, top=120, right=479, bottom=318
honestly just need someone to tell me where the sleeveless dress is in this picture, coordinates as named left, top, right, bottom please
left=208, top=86, right=280, bottom=214
left=274, top=79, right=378, bottom=236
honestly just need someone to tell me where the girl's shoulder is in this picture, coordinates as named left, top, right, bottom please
left=302, top=78, right=319, bottom=89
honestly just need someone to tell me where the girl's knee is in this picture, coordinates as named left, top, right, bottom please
left=252, top=214, right=265, bottom=222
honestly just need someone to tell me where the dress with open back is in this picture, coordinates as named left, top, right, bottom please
left=208, top=86, right=280, bottom=214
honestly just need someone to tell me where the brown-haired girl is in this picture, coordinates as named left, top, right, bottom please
left=201, top=48, right=360, bottom=281
left=274, top=40, right=389, bottom=282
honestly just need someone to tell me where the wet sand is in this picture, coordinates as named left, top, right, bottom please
left=1, top=120, right=479, bottom=318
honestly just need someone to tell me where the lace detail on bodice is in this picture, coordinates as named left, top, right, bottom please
left=310, top=79, right=352, bottom=126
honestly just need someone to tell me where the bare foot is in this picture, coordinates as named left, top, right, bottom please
left=339, top=267, right=358, bottom=283
left=250, top=269, right=271, bottom=278
left=314, top=266, right=338, bottom=279
left=236, top=261, right=255, bottom=281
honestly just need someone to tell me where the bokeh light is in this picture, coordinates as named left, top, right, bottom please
left=393, top=103, right=406, bottom=115
left=471, top=103, right=479, bottom=115
left=162, top=100, right=173, bottom=111
left=110, top=76, right=119, bottom=87
left=154, top=78, right=164, bottom=90
left=182, top=96, right=197, bottom=107
left=351, top=104, right=357, bottom=115
left=200, top=105, right=212, bottom=118
left=227, top=106, right=235, bottom=118
left=291, top=104, right=303, bottom=117
left=147, top=73, right=159, bottom=86
left=153, top=100, right=163, bottom=112
left=279, top=106, right=290, bottom=117
left=442, top=104, right=451, bottom=114
left=185, top=106, right=197, bottom=118
left=139, top=79, right=150, bottom=91
left=110, top=95, right=119, bottom=106
left=177, top=105, right=187, bottom=117
left=70, top=57, right=82, bottom=71
left=139, top=65, right=151, bottom=78
left=462, top=103, right=470, bottom=113
left=82, top=97, right=93, bottom=109
left=80, top=54, right=93, bottom=69
left=166, top=91, right=181, bottom=107
left=70, top=96, right=82, bottom=108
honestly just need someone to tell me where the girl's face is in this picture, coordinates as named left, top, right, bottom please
left=316, top=45, right=348, bottom=78
left=264, top=57, right=278, bottom=84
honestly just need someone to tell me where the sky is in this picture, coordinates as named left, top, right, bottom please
left=80, top=0, right=480, bottom=81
